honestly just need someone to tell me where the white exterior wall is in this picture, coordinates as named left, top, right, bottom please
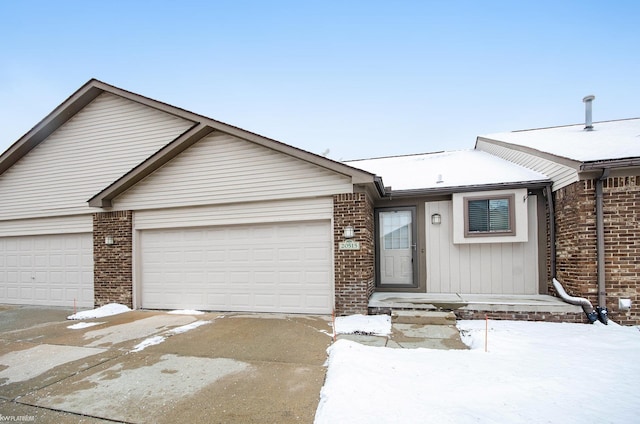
left=0, top=93, right=194, bottom=221
left=426, top=196, right=539, bottom=294
left=476, top=139, right=577, bottom=190
left=113, top=133, right=353, bottom=211
left=0, top=215, right=92, bottom=237
left=134, top=198, right=334, bottom=230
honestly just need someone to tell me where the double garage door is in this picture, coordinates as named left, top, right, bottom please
left=0, top=233, right=94, bottom=307
left=139, top=221, right=333, bottom=314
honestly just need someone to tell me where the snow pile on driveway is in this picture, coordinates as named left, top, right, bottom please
left=315, top=319, right=640, bottom=423
left=333, top=314, right=391, bottom=336
left=167, top=309, right=205, bottom=315
left=67, top=303, right=131, bottom=320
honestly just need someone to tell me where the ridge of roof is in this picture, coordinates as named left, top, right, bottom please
left=504, top=117, right=640, bottom=134
left=345, top=149, right=471, bottom=163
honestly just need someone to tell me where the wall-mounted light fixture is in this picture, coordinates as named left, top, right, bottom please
left=105, top=235, right=115, bottom=245
left=431, top=213, right=442, bottom=225
left=343, top=225, right=355, bottom=239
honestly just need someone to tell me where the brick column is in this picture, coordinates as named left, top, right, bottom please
left=333, top=193, right=375, bottom=316
left=93, top=210, right=133, bottom=308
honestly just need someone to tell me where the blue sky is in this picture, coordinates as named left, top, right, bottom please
left=1, top=0, right=638, bottom=160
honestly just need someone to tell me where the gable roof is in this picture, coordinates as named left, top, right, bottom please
left=345, top=150, right=550, bottom=196
left=0, top=79, right=381, bottom=208
left=478, top=118, right=640, bottom=167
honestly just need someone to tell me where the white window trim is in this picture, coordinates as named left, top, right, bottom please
left=452, top=188, right=529, bottom=244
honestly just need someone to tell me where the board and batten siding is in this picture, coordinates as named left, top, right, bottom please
left=426, top=196, right=539, bottom=294
left=134, top=198, right=334, bottom=230
left=476, top=139, right=577, bottom=191
left=0, top=93, right=194, bottom=221
left=113, top=133, right=353, bottom=211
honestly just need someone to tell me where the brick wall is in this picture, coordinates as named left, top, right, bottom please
left=553, top=180, right=597, bottom=301
left=602, top=176, right=640, bottom=325
left=554, top=177, right=640, bottom=325
left=333, top=193, right=375, bottom=315
left=454, top=310, right=586, bottom=323
left=93, top=210, right=133, bottom=308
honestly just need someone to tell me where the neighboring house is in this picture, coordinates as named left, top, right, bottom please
left=0, top=80, right=636, bottom=325
left=477, top=115, right=640, bottom=325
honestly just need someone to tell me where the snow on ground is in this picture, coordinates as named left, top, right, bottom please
left=67, top=303, right=131, bottom=320
left=129, top=320, right=212, bottom=353
left=315, top=319, right=640, bottom=424
left=130, top=335, right=166, bottom=353
left=334, top=314, right=391, bottom=336
left=167, top=320, right=211, bottom=335
left=67, top=322, right=105, bottom=330
left=167, top=309, right=205, bottom=315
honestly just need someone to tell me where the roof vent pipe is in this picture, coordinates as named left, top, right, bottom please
left=582, top=95, right=595, bottom=131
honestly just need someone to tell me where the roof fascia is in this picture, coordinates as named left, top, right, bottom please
left=476, top=136, right=581, bottom=171
left=385, top=180, right=552, bottom=198
left=0, top=81, right=103, bottom=175
left=580, top=158, right=640, bottom=171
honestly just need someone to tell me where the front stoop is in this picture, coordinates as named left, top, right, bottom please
left=392, top=310, right=457, bottom=325
left=369, top=292, right=587, bottom=324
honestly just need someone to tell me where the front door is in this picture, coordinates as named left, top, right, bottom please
left=376, top=207, right=417, bottom=287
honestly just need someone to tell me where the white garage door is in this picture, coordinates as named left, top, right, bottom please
left=140, top=221, right=333, bottom=313
left=0, top=233, right=94, bottom=307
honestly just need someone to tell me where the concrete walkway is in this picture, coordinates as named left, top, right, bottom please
left=337, top=311, right=468, bottom=350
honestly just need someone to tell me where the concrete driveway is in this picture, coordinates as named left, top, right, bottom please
left=0, top=305, right=332, bottom=423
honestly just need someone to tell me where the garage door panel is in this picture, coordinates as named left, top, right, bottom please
left=140, top=221, right=332, bottom=313
left=0, top=233, right=94, bottom=307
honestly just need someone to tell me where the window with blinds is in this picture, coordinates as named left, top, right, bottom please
left=464, top=194, right=515, bottom=237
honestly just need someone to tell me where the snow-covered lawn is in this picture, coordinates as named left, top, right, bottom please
left=316, top=319, right=640, bottom=423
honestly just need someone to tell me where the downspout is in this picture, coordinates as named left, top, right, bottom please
left=595, top=168, right=610, bottom=324
left=545, top=184, right=556, bottom=278
left=547, top=184, right=598, bottom=323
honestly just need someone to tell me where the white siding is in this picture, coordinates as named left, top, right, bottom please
left=0, top=93, right=194, bottom=221
left=113, top=133, right=353, bottom=211
left=476, top=139, right=578, bottom=191
left=0, top=215, right=92, bottom=237
left=426, top=196, right=539, bottom=294
left=134, top=198, right=333, bottom=230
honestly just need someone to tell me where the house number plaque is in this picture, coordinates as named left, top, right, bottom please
left=339, top=240, right=361, bottom=250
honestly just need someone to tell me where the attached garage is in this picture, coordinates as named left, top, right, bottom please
left=139, top=221, right=333, bottom=313
left=1, top=80, right=378, bottom=315
left=0, top=233, right=94, bottom=307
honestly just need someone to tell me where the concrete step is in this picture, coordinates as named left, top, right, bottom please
left=392, top=310, right=457, bottom=325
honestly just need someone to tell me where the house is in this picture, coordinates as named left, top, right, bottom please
left=476, top=112, right=640, bottom=326
left=0, top=80, right=636, bottom=325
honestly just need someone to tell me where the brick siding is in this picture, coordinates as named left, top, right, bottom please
left=333, top=193, right=375, bottom=315
left=554, top=177, right=640, bottom=325
left=93, top=210, right=133, bottom=308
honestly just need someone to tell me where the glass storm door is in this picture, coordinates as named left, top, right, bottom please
left=377, top=208, right=417, bottom=287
